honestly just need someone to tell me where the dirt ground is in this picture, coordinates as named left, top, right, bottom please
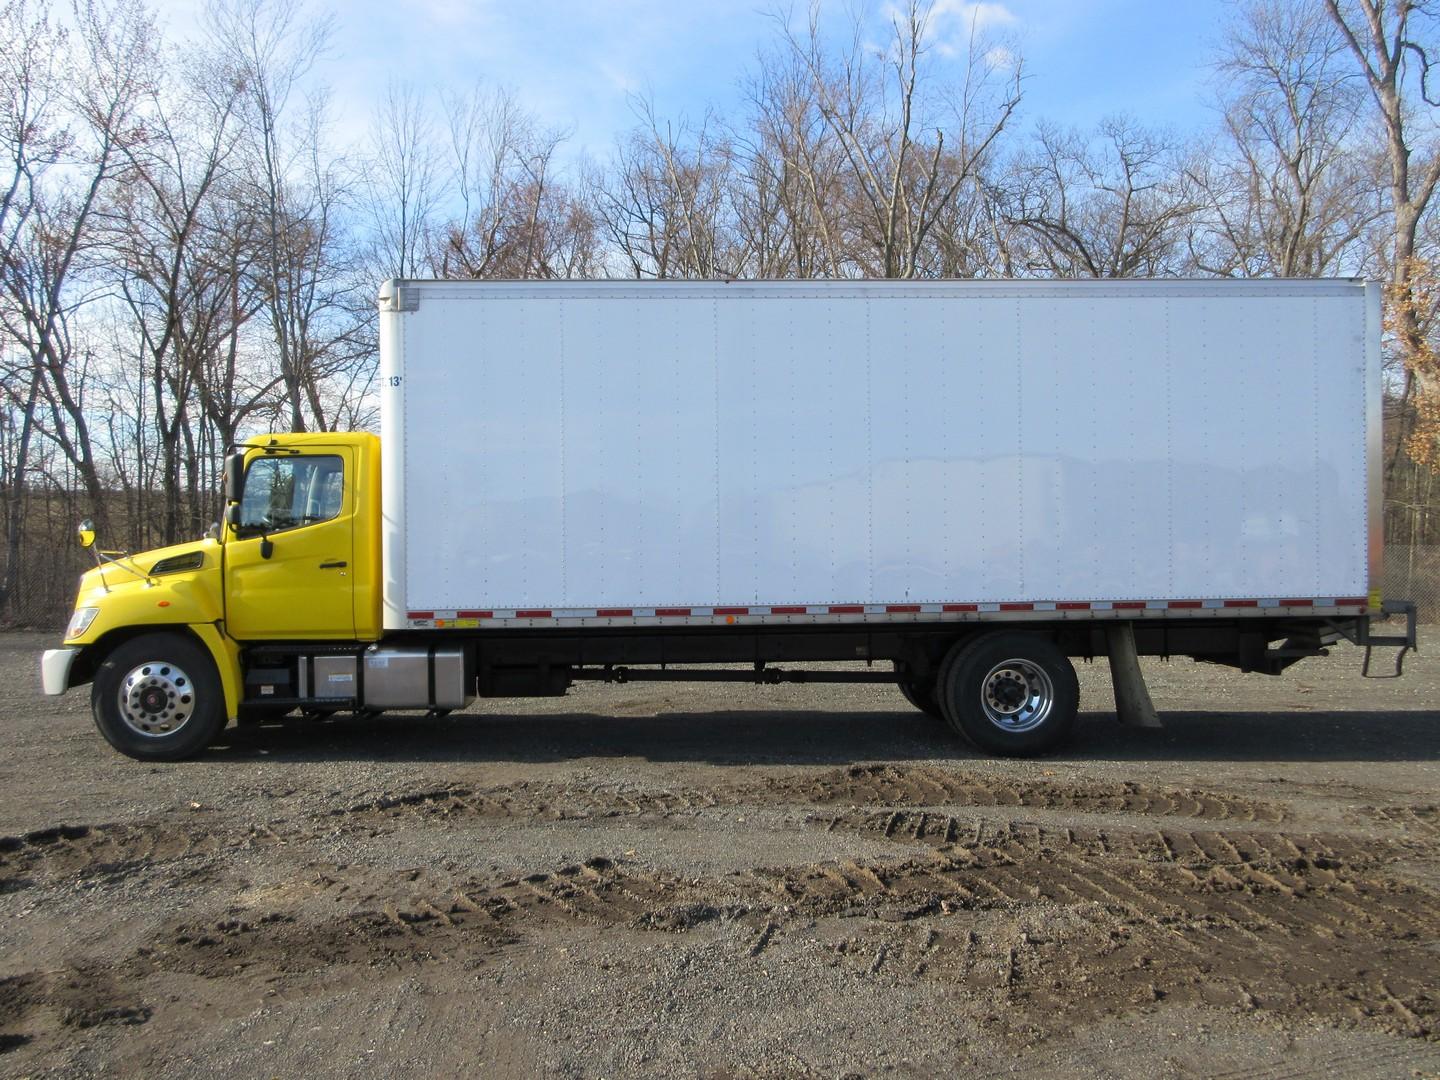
left=1, top=628, right=1438, bottom=1079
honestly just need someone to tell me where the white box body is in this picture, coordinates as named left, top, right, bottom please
left=378, top=279, right=1380, bottom=630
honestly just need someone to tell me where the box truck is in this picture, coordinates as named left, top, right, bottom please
left=40, top=279, right=1416, bottom=760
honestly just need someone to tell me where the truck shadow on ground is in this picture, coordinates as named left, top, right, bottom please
left=204, top=708, right=1440, bottom=766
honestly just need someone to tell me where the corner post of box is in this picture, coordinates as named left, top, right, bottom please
left=1106, top=622, right=1162, bottom=729
left=1364, top=279, right=1384, bottom=608
left=378, top=279, right=420, bottom=313
left=377, top=279, right=413, bottom=629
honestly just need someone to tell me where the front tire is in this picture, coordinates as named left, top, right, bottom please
left=91, top=633, right=227, bottom=761
left=937, top=633, right=1078, bottom=756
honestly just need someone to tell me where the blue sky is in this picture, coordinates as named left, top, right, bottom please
left=158, top=0, right=1228, bottom=157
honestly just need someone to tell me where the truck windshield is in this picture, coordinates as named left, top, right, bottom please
left=239, top=454, right=344, bottom=533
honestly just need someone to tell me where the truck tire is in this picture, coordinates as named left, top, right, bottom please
left=937, top=632, right=1078, bottom=756
left=90, top=632, right=227, bottom=761
left=893, top=662, right=944, bottom=720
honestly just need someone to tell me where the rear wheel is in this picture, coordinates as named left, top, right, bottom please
left=91, top=633, right=227, bottom=761
left=893, top=662, right=944, bottom=720
left=937, top=632, right=1078, bottom=756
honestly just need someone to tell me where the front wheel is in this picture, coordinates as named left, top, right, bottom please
left=91, top=633, right=227, bottom=761
left=937, top=633, right=1078, bottom=756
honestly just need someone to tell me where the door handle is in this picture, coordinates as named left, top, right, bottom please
left=319, top=560, right=348, bottom=569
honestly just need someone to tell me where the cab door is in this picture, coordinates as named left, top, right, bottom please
left=225, top=448, right=356, bottom=640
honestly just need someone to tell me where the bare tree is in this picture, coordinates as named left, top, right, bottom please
left=207, top=0, right=339, bottom=432
left=589, top=103, right=737, bottom=279
left=102, top=38, right=249, bottom=544
left=438, top=83, right=595, bottom=279
left=732, top=45, right=849, bottom=277
left=1005, top=117, right=1198, bottom=278
left=359, top=80, right=441, bottom=279
left=0, top=0, right=69, bottom=607
left=0, top=0, right=154, bottom=551
left=1324, top=0, right=1440, bottom=474
left=1194, top=0, right=1381, bottom=278
left=778, top=0, right=1021, bottom=278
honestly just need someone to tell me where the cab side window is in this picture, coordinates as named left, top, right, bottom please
left=239, top=455, right=345, bottom=533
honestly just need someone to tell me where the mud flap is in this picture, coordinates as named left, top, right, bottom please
left=190, top=622, right=243, bottom=722
left=1106, top=622, right=1162, bottom=729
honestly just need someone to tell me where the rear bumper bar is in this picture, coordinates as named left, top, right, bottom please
left=1358, top=599, right=1419, bottom=678
left=1361, top=599, right=1419, bottom=649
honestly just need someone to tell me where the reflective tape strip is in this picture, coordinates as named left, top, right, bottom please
left=405, top=596, right=1363, bottom=627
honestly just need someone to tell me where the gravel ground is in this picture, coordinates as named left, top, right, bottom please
left=1, top=627, right=1438, bottom=1079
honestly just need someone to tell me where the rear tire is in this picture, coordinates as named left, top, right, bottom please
left=893, top=662, right=944, bottom=720
left=937, top=632, right=1078, bottom=756
left=91, top=633, right=227, bottom=761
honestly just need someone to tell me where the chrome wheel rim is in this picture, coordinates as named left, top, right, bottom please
left=979, top=658, right=1054, bottom=733
left=117, top=660, right=195, bottom=737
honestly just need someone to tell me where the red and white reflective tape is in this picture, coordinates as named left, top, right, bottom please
left=404, top=597, right=1370, bottom=627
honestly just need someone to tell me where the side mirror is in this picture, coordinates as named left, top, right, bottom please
left=77, top=519, right=96, bottom=549
left=223, top=453, right=245, bottom=504
left=224, top=504, right=241, bottom=530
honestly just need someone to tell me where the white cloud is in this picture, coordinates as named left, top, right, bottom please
left=598, top=62, right=641, bottom=97
left=925, top=0, right=1019, bottom=60
left=984, top=43, right=1018, bottom=70
left=931, top=1, right=1018, bottom=32
left=875, top=0, right=1019, bottom=60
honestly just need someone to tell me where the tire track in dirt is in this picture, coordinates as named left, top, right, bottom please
left=7, top=819, right=1433, bottom=1048
left=744, top=841, right=1438, bottom=1037
left=0, top=819, right=288, bottom=891
left=3, top=766, right=1430, bottom=1047
left=0, top=967, right=153, bottom=1051
left=337, top=781, right=721, bottom=823
left=0, top=766, right=1314, bottom=901
left=1, top=855, right=722, bottom=1037
left=1356, top=804, right=1440, bottom=838
left=336, top=764, right=1289, bottom=827
left=749, top=765, right=1288, bottom=821
left=802, top=813, right=1440, bottom=964
left=811, top=809, right=1406, bottom=870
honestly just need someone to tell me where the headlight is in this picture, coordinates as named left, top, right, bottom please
left=66, top=607, right=99, bottom=639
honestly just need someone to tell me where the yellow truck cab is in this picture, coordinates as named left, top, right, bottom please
left=41, top=432, right=381, bottom=760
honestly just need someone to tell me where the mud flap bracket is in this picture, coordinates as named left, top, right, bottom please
left=1360, top=599, right=1418, bottom=678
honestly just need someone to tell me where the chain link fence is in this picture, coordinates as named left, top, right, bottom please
left=2, top=545, right=94, bottom=632
left=1382, top=545, right=1440, bottom=621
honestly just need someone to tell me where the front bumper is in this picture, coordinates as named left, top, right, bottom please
left=41, top=647, right=79, bottom=695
